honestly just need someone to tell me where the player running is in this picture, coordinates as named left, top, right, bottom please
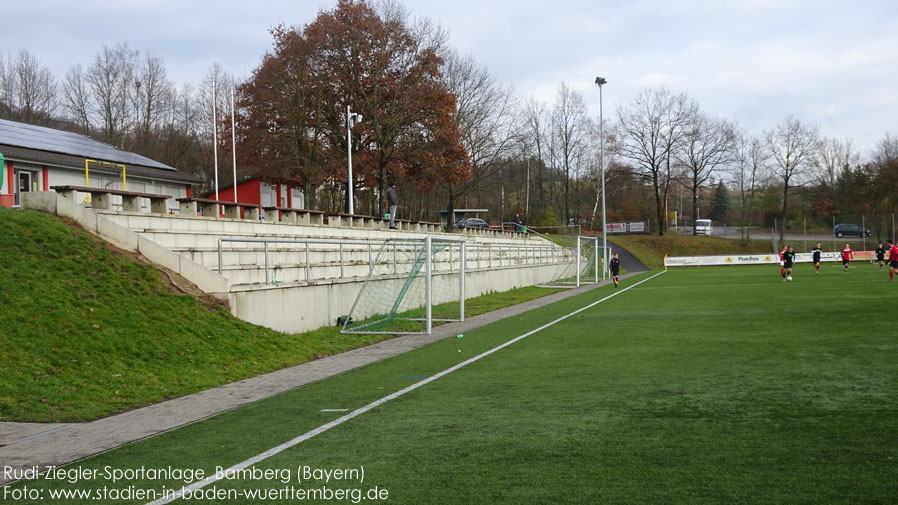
left=840, top=243, right=853, bottom=272
left=888, top=239, right=898, bottom=282
left=811, top=242, right=823, bottom=274
left=609, top=252, right=621, bottom=288
left=875, top=242, right=886, bottom=271
left=782, top=245, right=796, bottom=282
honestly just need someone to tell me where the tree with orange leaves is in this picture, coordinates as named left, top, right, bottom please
left=238, top=0, right=466, bottom=214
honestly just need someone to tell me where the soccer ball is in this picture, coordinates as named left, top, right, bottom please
left=787, top=275, right=792, bottom=282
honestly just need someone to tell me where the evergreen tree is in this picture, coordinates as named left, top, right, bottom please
left=710, top=180, right=730, bottom=221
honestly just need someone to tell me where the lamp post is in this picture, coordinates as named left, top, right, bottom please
left=346, top=105, right=363, bottom=215
left=595, top=76, right=607, bottom=281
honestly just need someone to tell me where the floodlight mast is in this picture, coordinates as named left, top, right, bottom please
left=212, top=76, right=219, bottom=204
left=595, top=76, right=607, bottom=281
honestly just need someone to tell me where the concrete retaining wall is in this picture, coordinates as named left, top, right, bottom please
left=229, top=260, right=565, bottom=334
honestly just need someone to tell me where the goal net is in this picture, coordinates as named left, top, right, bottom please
left=341, top=237, right=466, bottom=335
left=539, top=235, right=603, bottom=288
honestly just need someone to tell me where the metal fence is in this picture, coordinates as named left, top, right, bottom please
left=771, top=214, right=896, bottom=253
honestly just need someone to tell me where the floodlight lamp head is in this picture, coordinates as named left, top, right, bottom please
left=595, top=77, right=607, bottom=86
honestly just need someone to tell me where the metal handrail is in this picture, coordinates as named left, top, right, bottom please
left=217, top=236, right=474, bottom=284
left=216, top=237, right=573, bottom=286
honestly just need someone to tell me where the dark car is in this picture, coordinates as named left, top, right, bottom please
left=833, top=224, right=871, bottom=238
left=455, top=218, right=489, bottom=229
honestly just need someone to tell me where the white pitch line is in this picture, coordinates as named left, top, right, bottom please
left=319, top=409, right=349, bottom=412
left=146, top=271, right=666, bottom=505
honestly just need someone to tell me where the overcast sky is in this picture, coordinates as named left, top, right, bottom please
left=3, top=0, right=897, bottom=153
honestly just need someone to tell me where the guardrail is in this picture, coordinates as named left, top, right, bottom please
left=217, top=237, right=573, bottom=286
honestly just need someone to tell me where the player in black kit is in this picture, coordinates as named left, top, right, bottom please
left=875, top=243, right=886, bottom=271
left=609, top=252, right=621, bottom=288
left=811, top=242, right=822, bottom=274
left=782, top=245, right=796, bottom=282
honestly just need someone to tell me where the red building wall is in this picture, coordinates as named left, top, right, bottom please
left=213, top=179, right=261, bottom=205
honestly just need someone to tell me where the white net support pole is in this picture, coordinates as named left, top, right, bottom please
left=576, top=235, right=582, bottom=288
left=460, top=242, right=466, bottom=322
left=595, top=242, right=599, bottom=283
left=425, top=236, right=433, bottom=335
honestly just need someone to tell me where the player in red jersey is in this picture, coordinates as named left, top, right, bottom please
left=840, top=243, right=853, bottom=272
left=887, top=239, right=898, bottom=282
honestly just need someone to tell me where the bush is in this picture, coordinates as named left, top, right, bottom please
left=529, top=208, right=562, bottom=228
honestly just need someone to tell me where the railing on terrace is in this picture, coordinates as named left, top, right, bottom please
left=216, top=237, right=575, bottom=286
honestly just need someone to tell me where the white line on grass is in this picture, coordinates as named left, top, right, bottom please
left=145, top=270, right=666, bottom=505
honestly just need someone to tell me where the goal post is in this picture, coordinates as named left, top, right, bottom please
left=342, top=236, right=466, bottom=335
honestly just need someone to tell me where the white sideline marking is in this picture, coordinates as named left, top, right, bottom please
left=320, top=409, right=349, bottom=412
left=146, top=271, right=665, bottom=505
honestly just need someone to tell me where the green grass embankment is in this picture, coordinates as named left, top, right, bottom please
left=608, top=234, right=773, bottom=269
left=0, top=208, right=562, bottom=422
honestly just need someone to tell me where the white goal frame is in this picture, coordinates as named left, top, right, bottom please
left=342, top=236, right=466, bottom=335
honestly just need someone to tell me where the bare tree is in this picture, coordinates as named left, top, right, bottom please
left=678, top=112, right=735, bottom=233
left=732, top=130, right=768, bottom=243
left=13, top=50, right=56, bottom=123
left=440, top=50, right=517, bottom=228
left=0, top=50, right=57, bottom=123
left=86, top=43, right=137, bottom=146
left=873, top=133, right=898, bottom=166
left=523, top=96, right=549, bottom=211
left=0, top=52, right=16, bottom=118
left=765, top=115, right=820, bottom=240
left=132, top=53, right=174, bottom=149
left=617, top=87, right=693, bottom=235
left=62, top=65, right=92, bottom=132
left=814, top=136, right=859, bottom=197
left=551, top=82, right=590, bottom=221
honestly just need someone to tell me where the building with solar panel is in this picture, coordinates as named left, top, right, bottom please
left=0, top=118, right=200, bottom=210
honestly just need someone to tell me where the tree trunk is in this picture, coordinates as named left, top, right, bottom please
left=446, top=189, right=456, bottom=231
left=780, top=181, right=789, bottom=242
left=692, top=182, right=699, bottom=236
left=303, top=180, right=314, bottom=210
left=654, top=174, right=665, bottom=236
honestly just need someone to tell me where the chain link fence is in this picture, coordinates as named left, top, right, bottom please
left=772, top=214, right=897, bottom=253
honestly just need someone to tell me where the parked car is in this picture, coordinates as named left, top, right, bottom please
left=455, top=217, right=489, bottom=229
left=833, top=223, right=871, bottom=238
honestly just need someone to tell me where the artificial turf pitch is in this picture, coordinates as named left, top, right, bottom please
left=6, top=264, right=897, bottom=504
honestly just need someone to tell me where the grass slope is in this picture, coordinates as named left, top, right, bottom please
left=10, top=265, right=897, bottom=504
left=610, top=234, right=772, bottom=269
left=0, top=208, right=562, bottom=422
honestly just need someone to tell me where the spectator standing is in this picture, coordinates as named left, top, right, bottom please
left=386, top=181, right=399, bottom=230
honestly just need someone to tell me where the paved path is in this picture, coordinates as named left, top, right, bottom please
left=0, top=272, right=643, bottom=484
left=605, top=240, right=648, bottom=272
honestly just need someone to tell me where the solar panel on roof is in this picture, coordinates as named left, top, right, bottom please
left=0, top=119, right=175, bottom=171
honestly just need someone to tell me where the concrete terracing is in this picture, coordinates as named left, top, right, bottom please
left=23, top=192, right=579, bottom=333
